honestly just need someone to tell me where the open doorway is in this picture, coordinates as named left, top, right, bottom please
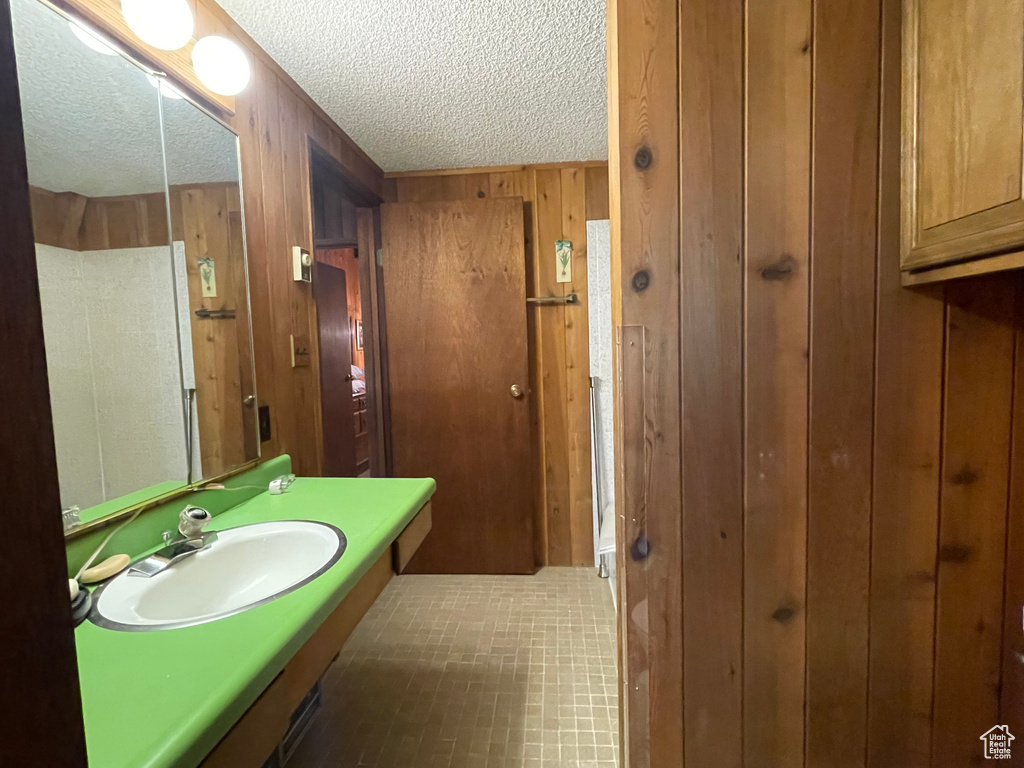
left=309, top=148, right=388, bottom=478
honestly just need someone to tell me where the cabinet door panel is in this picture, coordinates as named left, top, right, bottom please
left=903, top=0, right=1024, bottom=270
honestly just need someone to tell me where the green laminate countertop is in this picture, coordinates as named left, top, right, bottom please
left=74, top=476, right=436, bottom=768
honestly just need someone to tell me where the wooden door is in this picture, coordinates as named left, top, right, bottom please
left=316, top=263, right=357, bottom=477
left=902, top=0, right=1024, bottom=270
left=356, top=207, right=390, bottom=478
left=381, top=198, right=534, bottom=574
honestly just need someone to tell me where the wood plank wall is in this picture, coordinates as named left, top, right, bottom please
left=30, top=186, right=169, bottom=250
left=383, top=162, right=609, bottom=567
left=610, top=0, right=1024, bottom=765
left=609, top=0, right=682, bottom=760
left=202, top=0, right=384, bottom=478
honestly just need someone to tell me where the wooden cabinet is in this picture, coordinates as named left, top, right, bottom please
left=902, top=0, right=1024, bottom=282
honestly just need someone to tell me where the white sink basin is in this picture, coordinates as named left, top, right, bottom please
left=90, top=520, right=346, bottom=631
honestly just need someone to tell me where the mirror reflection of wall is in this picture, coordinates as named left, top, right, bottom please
left=161, top=90, right=258, bottom=479
left=12, top=0, right=190, bottom=513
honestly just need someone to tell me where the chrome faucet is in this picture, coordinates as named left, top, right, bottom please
left=128, top=505, right=217, bottom=578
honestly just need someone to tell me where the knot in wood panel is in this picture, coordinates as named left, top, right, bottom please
left=938, top=543, right=972, bottom=564
left=631, top=269, right=651, bottom=292
left=949, top=464, right=980, bottom=486
left=630, top=533, right=650, bottom=561
left=759, top=255, right=797, bottom=281
left=633, top=146, right=653, bottom=170
left=771, top=600, right=800, bottom=624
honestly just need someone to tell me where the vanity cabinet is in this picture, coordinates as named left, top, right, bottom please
left=198, top=502, right=432, bottom=768
left=901, top=0, right=1024, bottom=283
left=199, top=550, right=394, bottom=768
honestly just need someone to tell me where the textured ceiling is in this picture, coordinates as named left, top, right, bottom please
left=217, top=0, right=608, bottom=172
left=12, top=0, right=239, bottom=198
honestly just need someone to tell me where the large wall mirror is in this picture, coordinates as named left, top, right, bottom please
left=162, top=82, right=259, bottom=482
left=10, top=0, right=259, bottom=531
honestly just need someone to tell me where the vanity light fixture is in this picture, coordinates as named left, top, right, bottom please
left=68, top=19, right=119, bottom=56
left=191, top=35, right=251, bottom=96
left=121, top=0, right=194, bottom=51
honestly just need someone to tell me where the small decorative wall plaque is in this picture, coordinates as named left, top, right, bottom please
left=198, top=257, right=217, bottom=298
left=555, top=240, right=572, bottom=283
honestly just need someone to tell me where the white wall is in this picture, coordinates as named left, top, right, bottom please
left=36, top=243, right=189, bottom=509
left=35, top=246, right=105, bottom=508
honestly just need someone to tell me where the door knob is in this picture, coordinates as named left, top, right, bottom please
left=243, top=394, right=256, bottom=407
left=510, top=384, right=524, bottom=399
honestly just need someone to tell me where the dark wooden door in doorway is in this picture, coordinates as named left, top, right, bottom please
left=316, top=263, right=357, bottom=477
left=381, top=197, right=534, bottom=574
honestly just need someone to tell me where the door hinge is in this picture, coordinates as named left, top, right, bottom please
left=376, top=248, right=383, bottom=266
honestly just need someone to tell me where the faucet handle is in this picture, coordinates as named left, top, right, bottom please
left=61, top=505, right=81, bottom=532
left=178, top=505, right=212, bottom=539
left=269, top=474, right=296, bottom=495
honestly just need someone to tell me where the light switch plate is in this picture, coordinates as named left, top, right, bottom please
left=291, top=334, right=311, bottom=368
left=292, top=246, right=312, bottom=282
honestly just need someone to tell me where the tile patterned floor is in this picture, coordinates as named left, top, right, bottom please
left=286, top=567, right=619, bottom=768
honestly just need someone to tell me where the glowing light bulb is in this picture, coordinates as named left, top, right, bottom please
left=191, top=35, right=251, bottom=96
left=120, top=0, right=194, bottom=51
